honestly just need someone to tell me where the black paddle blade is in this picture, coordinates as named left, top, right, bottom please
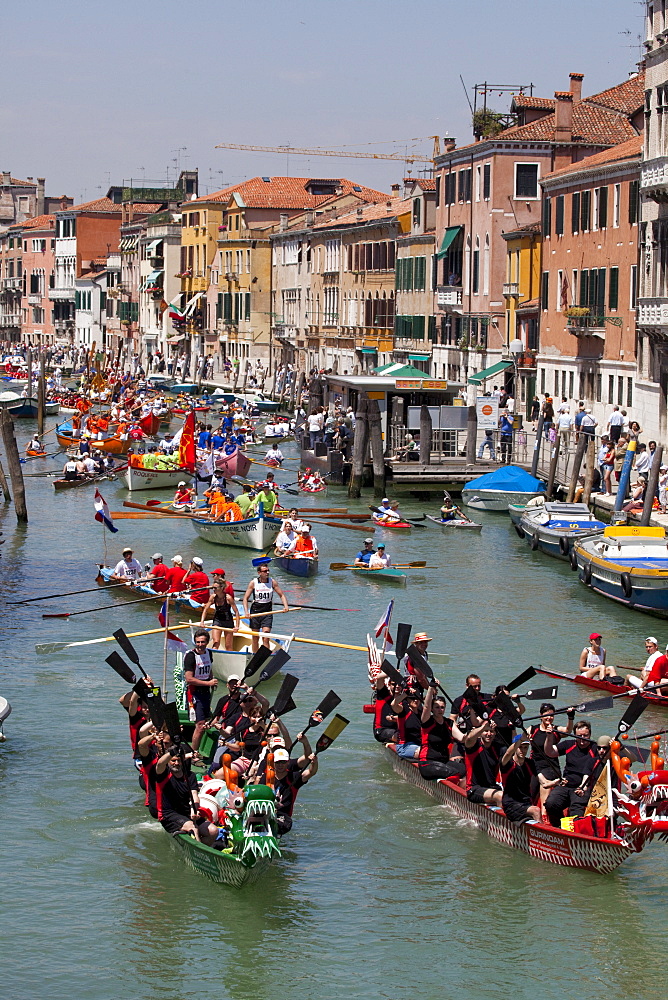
left=506, top=666, right=537, bottom=692
left=405, top=643, right=433, bottom=679
left=113, top=628, right=145, bottom=674
left=271, top=673, right=299, bottom=717
left=311, top=690, right=341, bottom=724
left=106, top=651, right=137, bottom=685
left=522, top=686, right=558, bottom=701
left=279, top=695, right=298, bottom=717
left=381, top=658, right=405, bottom=687
left=618, top=694, right=648, bottom=734
left=493, top=690, right=523, bottom=726
left=243, top=644, right=272, bottom=679
left=576, top=695, right=614, bottom=713
left=258, top=647, right=292, bottom=685
left=622, top=743, right=651, bottom=764
left=395, top=623, right=412, bottom=662
left=315, top=713, right=349, bottom=753
left=146, top=695, right=166, bottom=731
left=132, top=677, right=152, bottom=701
left=162, top=702, right=182, bottom=744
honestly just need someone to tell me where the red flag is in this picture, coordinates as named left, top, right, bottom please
left=178, top=410, right=196, bottom=471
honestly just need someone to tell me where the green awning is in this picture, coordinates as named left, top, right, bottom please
left=408, top=353, right=430, bottom=360
left=361, top=347, right=377, bottom=354
left=467, top=360, right=513, bottom=385
left=436, top=225, right=462, bottom=259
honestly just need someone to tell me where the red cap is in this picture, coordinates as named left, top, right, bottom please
left=212, top=568, right=226, bottom=576
left=589, top=632, right=602, bottom=641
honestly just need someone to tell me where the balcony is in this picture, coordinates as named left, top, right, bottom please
left=641, top=157, right=668, bottom=202
left=502, top=282, right=520, bottom=298
left=28, top=294, right=42, bottom=306
left=637, top=297, right=668, bottom=327
left=514, top=351, right=537, bottom=369
left=393, top=337, right=432, bottom=354
left=437, top=285, right=462, bottom=309
left=48, top=287, right=75, bottom=301
left=0, top=313, right=21, bottom=327
left=1, top=277, right=22, bottom=291
left=565, top=312, right=606, bottom=338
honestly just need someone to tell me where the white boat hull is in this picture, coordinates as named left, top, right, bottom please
left=191, top=512, right=282, bottom=550
left=462, top=488, right=544, bottom=511
left=122, top=465, right=192, bottom=491
left=187, top=623, right=292, bottom=685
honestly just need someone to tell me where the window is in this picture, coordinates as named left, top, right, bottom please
left=571, top=269, right=578, bottom=306
left=476, top=166, right=481, bottom=202
left=458, top=169, right=472, bottom=203
left=235, top=250, right=243, bottom=274
left=435, top=176, right=441, bottom=208
left=629, top=180, right=639, bottom=224
left=557, top=270, right=563, bottom=310
left=515, top=163, right=539, bottom=199
left=554, top=371, right=560, bottom=396
left=608, top=375, right=614, bottom=405
left=571, top=192, right=580, bottom=233
left=617, top=376, right=624, bottom=406
left=630, top=264, right=637, bottom=308
left=609, top=267, right=619, bottom=310
left=483, top=163, right=491, bottom=200
left=541, top=271, right=549, bottom=310
left=413, top=199, right=421, bottom=226
left=414, top=256, right=426, bottom=291
left=627, top=377, right=633, bottom=407
left=542, top=197, right=552, bottom=237
left=540, top=368, right=546, bottom=394
left=595, top=186, right=608, bottom=230
left=31, top=238, right=46, bottom=253
left=244, top=292, right=251, bottom=321
left=613, top=183, right=621, bottom=228
left=246, top=249, right=251, bottom=273
left=472, top=243, right=479, bottom=294
left=444, top=172, right=456, bottom=205
left=596, top=374, right=602, bottom=402
left=555, top=195, right=564, bottom=235
left=580, top=190, right=591, bottom=232
left=569, top=371, right=574, bottom=398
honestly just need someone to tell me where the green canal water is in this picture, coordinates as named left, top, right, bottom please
left=1, top=426, right=667, bottom=1000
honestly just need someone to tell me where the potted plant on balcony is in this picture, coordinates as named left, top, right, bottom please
left=564, top=306, right=589, bottom=317
left=457, top=334, right=469, bottom=349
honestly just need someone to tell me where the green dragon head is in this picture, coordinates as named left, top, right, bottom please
left=218, top=783, right=281, bottom=867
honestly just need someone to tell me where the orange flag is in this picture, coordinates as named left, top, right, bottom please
left=178, top=410, right=196, bottom=471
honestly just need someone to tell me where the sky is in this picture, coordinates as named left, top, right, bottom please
left=3, top=0, right=645, bottom=205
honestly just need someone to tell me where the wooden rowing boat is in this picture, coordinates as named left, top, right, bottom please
left=191, top=507, right=282, bottom=551
left=275, top=555, right=318, bottom=578
left=56, top=427, right=129, bottom=455
left=533, top=665, right=668, bottom=708
left=426, top=514, right=482, bottom=531
left=181, top=622, right=292, bottom=685
left=53, top=471, right=118, bottom=491
left=96, top=567, right=203, bottom=610
left=121, top=464, right=193, bottom=491
left=351, top=566, right=407, bottom=584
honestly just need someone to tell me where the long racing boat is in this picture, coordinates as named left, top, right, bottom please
left=191, top=506, right=281, bottom=551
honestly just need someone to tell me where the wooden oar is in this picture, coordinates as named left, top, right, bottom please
left=111, top=512, right=187, bottom=519
left=122, top=500, right=193, bottom=517
left=8, top=578, right=167, bottom=605
left=41, top=587, right=196, bottom=618
left=329, top=560, right=427, bottom=570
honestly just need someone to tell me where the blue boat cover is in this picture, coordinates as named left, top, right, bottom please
left=465, top=465, right=543, bottom=493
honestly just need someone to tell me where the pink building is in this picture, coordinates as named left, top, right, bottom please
left=20, top=214, right=56, bottom=346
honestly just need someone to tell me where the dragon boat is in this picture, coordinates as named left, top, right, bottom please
left=364, top=636, right=668, bottom=872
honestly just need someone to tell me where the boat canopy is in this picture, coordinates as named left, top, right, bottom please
left=465, top=465, right=543, bottom=493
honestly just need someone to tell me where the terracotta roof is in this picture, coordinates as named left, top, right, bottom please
left=543, top=134, right=642, bottom=180
left=494, top=99, right=638, bottom=145
left=9, top=176, right=34, bottom=187
left=404, top=177, right=436, bottom=190
left=512, top=95, right=556, bottom=110
left=188, top=176, right=388, bottom=209
left=63, top=197, right=158, bottom=215
left=20, top=214, right=55, bottom=230
left=586, top=73, right=645, bottom=116
left=311, top=197, right=411, bottom=229
left=517, top=297, right=540, bottom=311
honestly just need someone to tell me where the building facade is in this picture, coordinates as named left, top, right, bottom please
left=21, top=214, right=56, bottom=346
left=394, top=179, right=437, bottom=374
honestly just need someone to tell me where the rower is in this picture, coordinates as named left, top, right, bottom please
left=199, top=576, right=240, bottom=651
left=464, top=718, right=503, bottom=806
left=294, top=523, right=317, bottom=559
left=405, top=631, right=432, bottom=692
left=183, top=557, right=210, bottom=606
left=154, top=747, right=218, bottom=844
left=63, top=456, right=79, bottom=481
left=640, top=636, right=663, bottom=686
left=368, top=542, right=390, bottom=569
left=394, top=690, right=423, bottom=760
left=419, top=680, right=466, bottom=780
left=265, top=444, right=284, bottom=465
left=26, top=435, right=42, bottom=454
left=235, top=483, right=254, bottom=518
left=500, top=735, right=541, bottom=822
left=354, top=537, right=375, bottom=567
left=287, top=507, right=307, bottom=532
left=440, top=492, right=459, bottom=522
left=544, top=720, right=598, bottom=827
left=242, top=563, right=290, bottom=652
left=164, top=554, right=187, bottom=593
left=530, top=702, right=575, bottom=809
left=250, top=481, right=278, bottom=515
left=183, top=628, right=218, bottom=757
left=111, top=546, right=143, bottom=582
left=633, top=639, right=668, bottom=693
left=275, top=520, right=297, bottom=557
left=375, top=497, right=400, bottom=522
left=147, top=552, right=170, bottom=594
left=372, top=671, right=400, bottom=744
left=270, top=741, right=318, bottom=836
left=579, top=631, right=617, bottom=681
left=173, top=481, right=193, bottom=507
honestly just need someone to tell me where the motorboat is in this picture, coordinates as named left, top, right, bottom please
left=517, top=502, right=605, bottom=559
left=573, top=525, right=668, bottom=616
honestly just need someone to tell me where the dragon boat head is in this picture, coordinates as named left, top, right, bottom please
left=220, top=784, right=281, bottom=866
left=614, top=769, right=668, bottom=849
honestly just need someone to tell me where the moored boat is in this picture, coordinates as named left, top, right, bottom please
left=462, top=465, right=544, bottom=511
left=533, top=665, right=668, bottom=707
left=56, top=424, right=129, bottom=455
left=518, top=502, right=605, bottom=559
left=185, top=622, right=293, bottom=685
left=0, top=391, right=24, bottom=413
left=573, top=525, right=668, bottom=617
left=0, top=694, right=11, bottom=740
left=426, top=514, right=482, bottom=531
left=191, top=507, right=282, bottom=551
left=351, top=566, right=407, bottom=584
left=166, top=382, right=199, bottom=395
left=275, top=555, right=318, bottom=578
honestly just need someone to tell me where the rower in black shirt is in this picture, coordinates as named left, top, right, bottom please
left=418, top=681, right=466, bottom=780
left=394, top=691, right=423, bottom=760
left=373, top=672, right=399, bottom=744
left=450, top=674, right=493, bottom=731
left=500, top=734, right=540, bottom=822
left=488, top=685, right=525, bottom=748
left=154, top=749, right=219, bottom=844
left=544, top=721, right=598, bottom=827
left=271, top=732, right=318, bottom=836
left=530, top=702, right=575, bottom=809
left=464, top=719, right=503, bottom=806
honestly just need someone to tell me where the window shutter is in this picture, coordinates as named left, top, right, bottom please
left=629, top=180, right=639, bottom=224
left=597, top=268, right=606, bottom=312
left=581, top=190, right=591, bottom=231
left=541, top=271, right=549, bottom=310
left=599, top=187, right=608, bottom=229
left=216, top=293, right=222, bottom=320
left=542, top=197, right=552, bottom=237
left=414, top=315, right=425, bottom=339
left=555, top=195, right=564, bottom=235
left=571, top=192, right=580, bottom=233
left=609, top=267, right=619, bottom=310
left=428, top=315, right=436, bottom=342
left=580, top=269, right=589, bottom=306
left=223, top=292, right=232, bottom=320
left=483, top=164, right=491, bottom=200
left=472, top=251, right=480, bottom=293
left=405, top=257, right=414, bottom=290
left=245, top=292, right=251, bottom=320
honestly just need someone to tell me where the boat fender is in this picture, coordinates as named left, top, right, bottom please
left=513, top=524, right=525, bottom=539
left=582, top=563, right=592, bottom=586
left=529, top=532, right=539, bottom=551
left=569, top=549, right=578, bottom=571
left=558, top=536, right=570, bottom=556
left=198, top=792, right=219, bottom=824
left=620, top=572, right=633, bottom=599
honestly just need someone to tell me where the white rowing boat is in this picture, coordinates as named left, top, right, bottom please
left=191, top=505, right=281, bottom=551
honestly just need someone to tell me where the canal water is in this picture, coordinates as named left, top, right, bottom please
left=1, top=424, right=667, bottom=1000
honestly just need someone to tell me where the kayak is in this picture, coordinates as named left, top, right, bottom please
left=533, top=665, right=668, bottom=708
left=276, top=555, right=318, bottom=578
left=352, top=566, right=407, bottom=584
left=372, top=518, right=412, bottom=530
left=426, top=515, right=482, bottom=531
left=300, top=484, right=326, bottom=493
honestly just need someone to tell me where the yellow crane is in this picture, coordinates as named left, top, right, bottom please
left=214, top=141, right=435, bottom=164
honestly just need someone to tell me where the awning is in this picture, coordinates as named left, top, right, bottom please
left=467, top=360, right=513, bottom=385
left=145, top=239, right=163, bottom=256
left=184, top=291, right=203, bottom=317
left=408, top=353, right=430, bottom=360
left=146, top=269, right=163, bottom=286
left=436, top=225, right=462, bottom=259
left=360, top=347, right=377, bottom=354
left=167, top=335, right=184, bottom=344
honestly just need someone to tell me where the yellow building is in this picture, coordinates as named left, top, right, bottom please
left=501, top=221, right=541, bottom=413
left=178, top=197, right=223, bottom=344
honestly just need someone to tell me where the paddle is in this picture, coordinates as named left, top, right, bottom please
left=395, top=623, right=412, bottom=663
left=380, top=658, right=406, bottom=687
left=581, top=696, right=650, bottom=795
left=113, top=628, right=148, bottom=678
left=522, top=694, right=620, bottom=724
left=518, top=685, right=559, bottom=701
left=329, top=561, right=427, bottom=570
left=106, top=651, right=137, bottom=685
left=626, top=727, right=668, bottom=741
left=318, top=521, right=373, bottom=533
left=271, top=673, right=300, bottom=717
left=288, top=690, right=342, bottom=752
left=505, top=666, right=537, bottom=692
left=42, top=585, right=178, bottom=617
left=368, top=505, right=427, bottom=528
left=405, top=643, right=454, bottom=704
left=241, top=644, right=272, bottom=680
left=254, top=647, right=292, bottom=687
left=314, top=714, right=350, bottom=754
left=8, top=579, right=169, bottom=605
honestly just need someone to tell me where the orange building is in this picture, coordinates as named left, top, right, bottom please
left=21, top=214, right=56, bottom=346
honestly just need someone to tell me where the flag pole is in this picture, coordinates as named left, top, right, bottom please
left=162, top=595, right=170, bottom=699
left=380, top=599, right=394, bottom=661
left=102, top=510, right=108, bottom=567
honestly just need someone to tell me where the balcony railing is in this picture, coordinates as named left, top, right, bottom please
left=48, top=287, right=75, bottom=300
left=28, top=294, right=42, bottom=306
left=565, top=314, right=606, bottom=337
left=641, top=156, right=668, bottom=199
left=502, top=282, right=520, bottom=297
left=393, top=337, right=432, bottom=353
left=0, top=313, right=21, bottom=327
left=1, top=277, right=22, bottom=290
left=637, top=297, right=668, bottom=327
left=437, top=285, right=463, bottom=308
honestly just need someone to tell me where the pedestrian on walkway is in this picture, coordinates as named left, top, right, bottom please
left=477, top=428, right=496, bottom=461
left=607, top=405, right=624, bottom=444
left=556, top=407, right=573, bottom=454
left=499, top=410, right=514, bottom=464
left=542, top=396, right=554, bottom=441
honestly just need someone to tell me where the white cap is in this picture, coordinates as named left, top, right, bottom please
left=227, top=674, right=240, bottom=682
left=646, top=636, right=659, bottom=645
left=192, top=556, right=204, bottom=567
left=171, top=554, right=183, bottom=565
left=273, top=748, right=289, bottom=761
left=178, top=481, right=186, bottom=487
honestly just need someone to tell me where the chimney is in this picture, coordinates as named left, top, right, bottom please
left=356, top=206, right=363, bottom=218
left=569, top=73, right=584, bottom=104
left=2, top=171, right=10, bottom=187
left=37, top=177, right=45, bottom=216
left=391, top=183, right=400, bottom=196
left=305, top=211, right=314, bottom=227
left=443, top=137, right=457, bottom=153
left=279, top=213, right=288, bottom=231
left=554, top=91, right=574, bottom=143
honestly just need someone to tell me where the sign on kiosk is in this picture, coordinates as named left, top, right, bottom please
left=476, top=397, right=499, bottom=430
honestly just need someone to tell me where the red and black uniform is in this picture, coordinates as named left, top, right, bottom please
left=212, top=693, right=242, bottom=728
left=418, top=715, right=465, bottom=781
left=464, top=739, right=501, bottom=803
left=501, top=754, right=538, bottom=822
left=137, top=745, right=161, bottom=819
left=231, top=715, right=263, bottom=760
left=545, top=738, right=598, bottom=827
left=529, top=726, right=561, bottom=781
left=155, top=764, right=199, bottom=835
left=373, top=684, right=398, bottom=744
left=274, top=759, right=308, bottom=836
left=395, top=704, right=421, bottom=746
left=128, top=706, right=147, bottom=757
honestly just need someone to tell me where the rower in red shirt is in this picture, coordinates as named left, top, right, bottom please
left=148, top=552, right=170, bottom=594
left=636, top=639, right=668, bottom=694
left=183, top=556, right=210, bottom=605
left=165, top=554, right=187, bottom=593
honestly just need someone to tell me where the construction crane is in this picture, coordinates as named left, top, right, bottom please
left=214, top=141, right=435, bottom=164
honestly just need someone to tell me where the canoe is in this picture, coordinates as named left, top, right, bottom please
left=426, top=515, right=482, bottom=531
left=138, top=412, right=162, bottom=437
left=372, top=518, right=412, bottom=530
left=518, top=502, right=605, bottom=559
left=173, top=406, right=211, bottom=414
left=299, top=484, right=326, bottom=494
left=96, top=566, right=204, bottom=610
left=276, top=555, right=318, bottom=578
left=121, top=464, right=194, bottom=491
left=53, top=471, right=118, bottom=491
left=533, top=665, right=668, bottom=708
left=191, top=508, right=282, bottom=550
left=56, top=427, right=129, bottom=455
left=211, top=447, right=251, bottom=479
left=351, top=566, right=407, bottom=584
left=573, top=525, right=668, bottom=617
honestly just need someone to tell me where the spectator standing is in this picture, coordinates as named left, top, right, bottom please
left=607, top=405, right=624, bottom=444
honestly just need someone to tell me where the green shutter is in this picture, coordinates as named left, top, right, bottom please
left=414, top=315, right=425, bottom=339
left=555, top=195, right=564, bottom=235
left=541, top=271, right=549, bottom=310
left=216, top=293, right=223, bottom=320
left=395, top=258, right=402, bottom=290
left=599, top=187, right=608, bottom=229
left=596, top=268, right=606, bottom=312
left=581, top=190, right=591, bottom=232
left=580, top=269, right=589, bottom=307
left=542, top=197, right=552, bottom=237
left=609, top=267, right=619, bottom=310
left=571, top=192, right=580, bottom=233
left=405, top=257, right=414, bottom=291
left=245, top=292, right=251, bottom=320
left=629, top=180, right=639, bottom=224
left=428, top=315, right=436, bottom=342
left=223, top=293, right=232, bottom=320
